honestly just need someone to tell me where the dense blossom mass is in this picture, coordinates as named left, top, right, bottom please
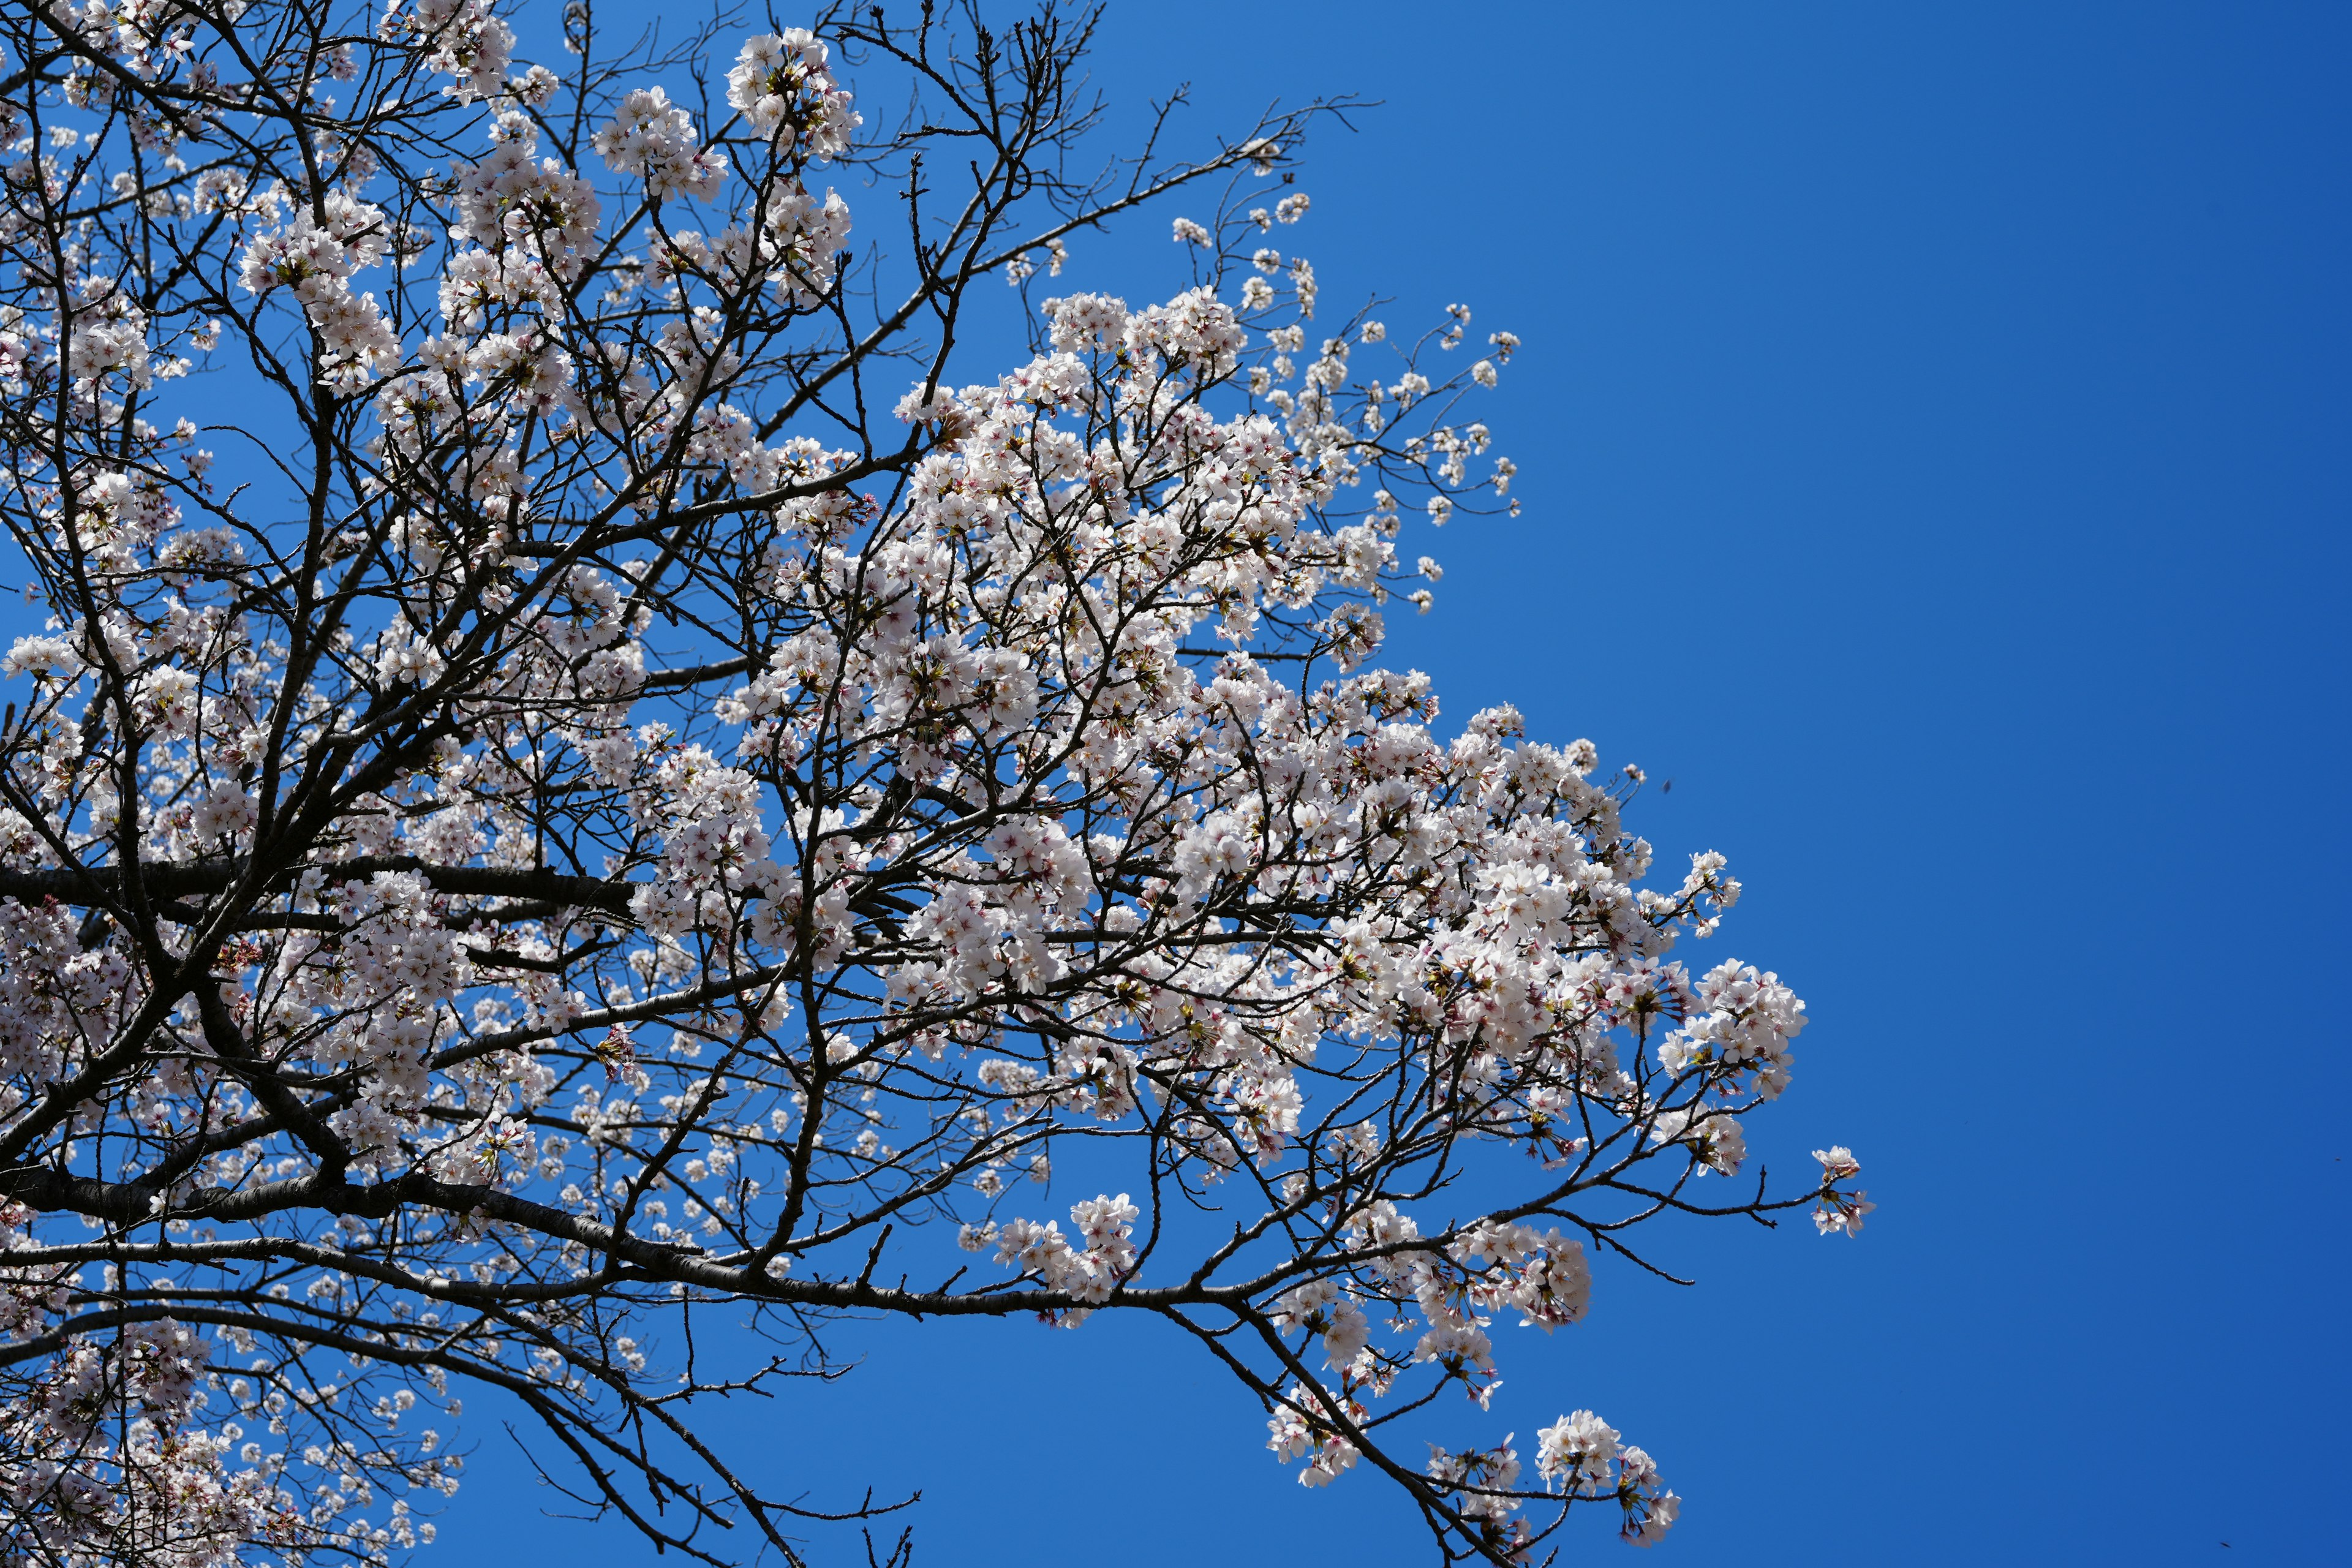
left=0, top=2, right=1865, bottom=1564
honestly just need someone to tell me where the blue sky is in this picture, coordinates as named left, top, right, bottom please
left=283, top=1, right=2352, bottom=1561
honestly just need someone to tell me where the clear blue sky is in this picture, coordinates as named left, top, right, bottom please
left=420, top=1, right=2348, bottom=1561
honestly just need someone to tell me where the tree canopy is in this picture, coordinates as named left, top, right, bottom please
left=0, top=3, right=1866, bottom=1562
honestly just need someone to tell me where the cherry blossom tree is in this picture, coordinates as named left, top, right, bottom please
left=0, top=1, right=1871, bottom=1562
